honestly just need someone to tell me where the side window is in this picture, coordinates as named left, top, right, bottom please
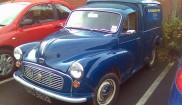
left=55, top=4, right=71, bottom=20
left=21, top=4, right=55, bottom=26
left=122, top=12, right=138, bottom=33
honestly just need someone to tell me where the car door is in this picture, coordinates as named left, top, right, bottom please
left=118, top=12, right=142, bottom=76
left=17, top=3, right=67, bottom=45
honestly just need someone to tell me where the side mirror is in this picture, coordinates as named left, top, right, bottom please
left=20, top=19, right=33, bottom=27
left=126, top=30, right=136, bottom=34
left=60, top=23, right=65, bottom=27
left=121, top=30, right=136, bottom=36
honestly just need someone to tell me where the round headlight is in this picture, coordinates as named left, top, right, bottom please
left=69, top=62, right=84, bottom=79
left=14, top=47, right=22, bottom=60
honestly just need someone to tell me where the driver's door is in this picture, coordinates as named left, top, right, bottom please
left=118, top=12, right=142, bottom=75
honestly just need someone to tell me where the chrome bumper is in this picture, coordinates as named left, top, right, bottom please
left=13, top=73, right=87, bottom=103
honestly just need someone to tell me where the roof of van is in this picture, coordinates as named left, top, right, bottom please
left=87, top=0, right=161, bottom=4
left=76, top=2, right=137, bottom=15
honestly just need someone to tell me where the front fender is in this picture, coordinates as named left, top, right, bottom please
left=77, top=49, right=134, bottom=92
left=18, top=41, right=40, bottom=56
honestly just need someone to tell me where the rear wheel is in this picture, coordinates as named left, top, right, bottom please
left=0, top=49, right=16, bottom=78
left=146, top=47, right=156, bottom=68
left=91, top=73, right=119, bottom=105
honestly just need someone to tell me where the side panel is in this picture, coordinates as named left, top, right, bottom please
left=143, top=4, right=162, bottom=62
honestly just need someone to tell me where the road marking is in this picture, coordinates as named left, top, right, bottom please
left=136, top=62, right=174, bottom=105
left=0, top=77, right=14, bottom=85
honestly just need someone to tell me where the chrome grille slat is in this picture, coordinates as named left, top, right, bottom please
left=24, top=65, right=64, bottom=90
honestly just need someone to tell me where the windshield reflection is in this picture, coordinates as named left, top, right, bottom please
left=0, top=3, right=28, bottom=26
left=66, top=11, right=121, bottom=34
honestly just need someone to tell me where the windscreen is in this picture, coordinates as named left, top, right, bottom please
left=0, top=3, right=28, bottom=26
left=66, top=10, right=121, bottom=33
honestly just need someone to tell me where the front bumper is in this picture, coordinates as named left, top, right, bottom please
left=13, top=72, right=87, bottom=103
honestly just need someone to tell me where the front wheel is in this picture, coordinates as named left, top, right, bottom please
left=0, top=49, right=16, bottom=78
left=91, top=73, right=120, bottom=105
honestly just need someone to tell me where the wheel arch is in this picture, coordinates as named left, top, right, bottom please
left=0, top=45, right=15, bottom=52
left=107, top=67, right=122, bottom=84
left=153, top=36, right=162, bottom=47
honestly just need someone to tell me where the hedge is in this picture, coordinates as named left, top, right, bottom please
left=158, top=18, right=182, bottom=60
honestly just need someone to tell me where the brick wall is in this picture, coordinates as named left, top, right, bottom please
left=1, top=0, right=181, bottom=19
left=158, top=0, right=182, bottom=19
left=62, top=0, right=86, bottom=8
left=0, top=0, right=86, bottom=8
left=159, top=0, right=174, bottom=19
left=0, top=0, right=9, bottom=3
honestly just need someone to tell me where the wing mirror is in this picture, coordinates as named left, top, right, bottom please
left=126, top=30, right=136, bottom=34
left=20, top=19, right=34, bottom=27
left=121, top=30, right=136, bottom=36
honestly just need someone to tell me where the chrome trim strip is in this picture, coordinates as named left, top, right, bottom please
left=23, top=61, right=73, bottom=94
left=143, top=27, right=161, bottom=33
left=119, top=37, right=141, bottom=44
left=13, top=73, right=87, bottom=103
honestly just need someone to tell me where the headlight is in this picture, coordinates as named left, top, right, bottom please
left=69, top=62, right=84, bottom=79
left=14, top=47, right=22, bottom=60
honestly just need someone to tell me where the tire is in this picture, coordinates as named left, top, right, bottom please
left=146, top=47, right=156, bottom=68
left=0, top=49, right=16, bottom=78
left=90, top=73, right=120, bottom=105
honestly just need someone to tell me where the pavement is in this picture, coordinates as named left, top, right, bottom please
left=0, top=60, right=178, bottom=105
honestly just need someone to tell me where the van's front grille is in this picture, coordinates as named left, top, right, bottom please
left=24, top=66, right=64, bottom=90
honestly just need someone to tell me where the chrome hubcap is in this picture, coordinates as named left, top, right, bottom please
left=0, top=54, right=14, bottom=76
left=150, top=49, right=155, bottom=66
left=97, top=79, right=116, bottom=105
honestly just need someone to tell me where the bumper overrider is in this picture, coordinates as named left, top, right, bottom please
left=13, top=71, right=87, bottom=103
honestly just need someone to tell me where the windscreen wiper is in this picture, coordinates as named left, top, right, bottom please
left=65, top=27, right=92, bottom=31
left=91, top=29, right=113, bottom=33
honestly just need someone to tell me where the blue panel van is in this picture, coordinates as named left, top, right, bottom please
left=13, top=0, right=162, bottom=105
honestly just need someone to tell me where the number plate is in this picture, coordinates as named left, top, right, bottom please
left=25, top=87, right=52, bottom=103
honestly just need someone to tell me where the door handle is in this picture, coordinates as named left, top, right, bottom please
left=55, top=25, right=62, bottom=28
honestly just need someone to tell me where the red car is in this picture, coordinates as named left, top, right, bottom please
left=0, top=0, right=73, bottom=78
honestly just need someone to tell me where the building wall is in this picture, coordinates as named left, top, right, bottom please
left=0, top=0, right=9, bottom=3
left=62, top=0, right=86, bottom=8
left=0, top=0, right=181, bottom=19
left=158, top=0, right=172, bottom=19
left=158, top=0, right=182, bottom=19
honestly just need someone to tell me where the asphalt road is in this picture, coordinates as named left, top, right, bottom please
left=0, top=60, right=178, bottom=105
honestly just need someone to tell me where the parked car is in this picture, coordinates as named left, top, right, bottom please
left=13, top=0, right=162, bottom=104
left=0, top=0, right=73, bottom=78
left=168, top=58, right=182, bottom=105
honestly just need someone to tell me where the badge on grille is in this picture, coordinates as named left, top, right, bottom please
left=47, top=76, right=53, bottom=83
left=37, top=73, right=43, bottom=80
left=39, top=58, right=44, bottom=64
